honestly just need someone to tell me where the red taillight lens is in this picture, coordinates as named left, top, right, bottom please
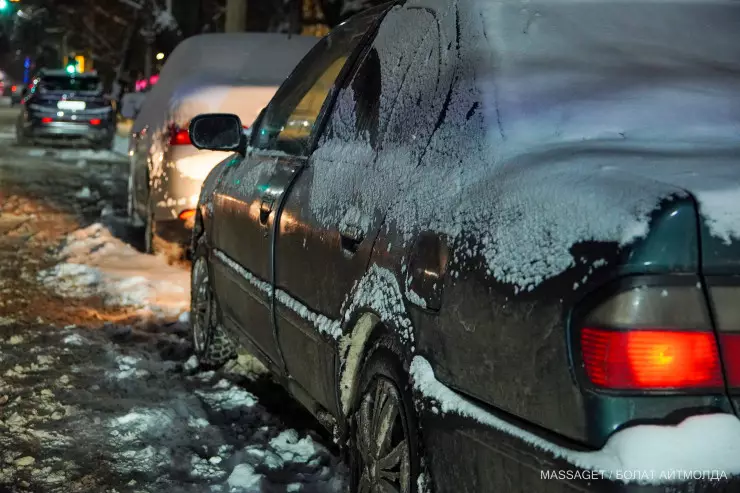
left=581, top=327, right=724, bottom=390
left=41, top=117, right=53, bottom=124
left=719, top=333, right=740, bottom=387
left=11, top=85, right=17, bottom=92
left=90, top=119, right=101, bottom=126
left=169, top=125, right=191, bottom=146
left=178, top=209, right=196, bottom=221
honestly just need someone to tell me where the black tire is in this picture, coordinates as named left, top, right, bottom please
left=190, top=245, right=237, bottom=369
left=126, top=168, right=135, bottom=220
left=350, top=344, right=421, bottom=493
left=145, top=199, right=186, bottom=264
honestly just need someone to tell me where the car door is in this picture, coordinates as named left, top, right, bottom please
left=209, top=10, right=384, bottom=372
left=273, top=5, right=442, bottom=414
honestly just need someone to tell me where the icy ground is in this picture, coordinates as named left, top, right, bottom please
left=0, top=328, right=346, bottom=493
left=0, top=111, right=347, bottom=492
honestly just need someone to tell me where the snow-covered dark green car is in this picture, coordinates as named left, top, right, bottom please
left=186, top=0, right=740, bottom=491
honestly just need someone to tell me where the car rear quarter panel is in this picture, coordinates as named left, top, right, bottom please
left=409, top=198, right=731, bottom=447
left=151, top=144, right=234, bottom=222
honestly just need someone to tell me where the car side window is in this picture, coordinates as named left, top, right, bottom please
left=251, top=10, right=381, bottom=156
left=319, top=45, right=381, bottom=149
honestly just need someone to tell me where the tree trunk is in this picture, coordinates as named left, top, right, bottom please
left=225, top=0, right=247, bottom=32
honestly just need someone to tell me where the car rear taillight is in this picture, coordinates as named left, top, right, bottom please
left=169, top=124, right=191, bottom=146
left=41, top=117, right=53, bottom=124
left=90, top=119, right=101, bottom=126
left=11, top=85, right=17, bottom=92
left=581, top=328, right=723, bottom=389
left=575, top=282, right=726, bottom=391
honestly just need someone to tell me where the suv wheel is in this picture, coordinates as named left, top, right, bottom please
left=190, top=254, right=237, bottom=369
left=351, top=347, right=420, bottom=493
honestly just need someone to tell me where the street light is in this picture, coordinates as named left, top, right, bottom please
left=156, top=52, right=165, bottom=61
left=0, top=0, right=9, bottom=11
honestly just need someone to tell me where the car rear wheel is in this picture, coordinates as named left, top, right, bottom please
left=144, top=200, right=185, bottom=264
left=126, top=171, right=135, bottom=220
left=351, top=347, right=420, bottom=493
left=190, top=254, right=237, bottom=369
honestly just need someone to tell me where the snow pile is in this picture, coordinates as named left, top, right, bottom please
left=74, top=187, right=91, bottom=199
left=62, top=333, right=87, bottom=346
left=194, top=378, right=259, bottom=412
left=102, top=376, right=346, bottom=490
left=107, top=354, right=150, bottom=380
left=38, top=223, right=188, bottom=318
left=228, top=464, right=262, bottom=490
left=410, top=356, right=740, bottom=483
left=310, top=0, right=740, bottom=292
left=228, top=429, right=345, bottom=493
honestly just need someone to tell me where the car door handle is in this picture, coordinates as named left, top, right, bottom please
left=339, top=222, right=365, bottom=254
left=259, top=196, right=274, bottom=225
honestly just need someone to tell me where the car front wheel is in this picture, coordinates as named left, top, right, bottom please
left=352, top=347, right=420, bottom=493
left=190, top=252, right=236, bottom=369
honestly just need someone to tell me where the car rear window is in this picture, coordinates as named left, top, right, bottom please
left=40, top=76, right=101, bottom=93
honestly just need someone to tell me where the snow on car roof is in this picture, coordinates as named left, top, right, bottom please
left=310, top=0, right=740, bottom=292
left=134, top=33, right=319, bottom=133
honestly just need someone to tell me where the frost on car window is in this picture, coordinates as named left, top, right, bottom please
left=314, top=0, right=740, bottom=293
left=310, top=7, right=439, bottom=232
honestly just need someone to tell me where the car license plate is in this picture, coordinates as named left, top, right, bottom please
left=57, top=100, right=86, bottom=111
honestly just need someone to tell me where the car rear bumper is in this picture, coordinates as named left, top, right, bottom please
left=27, top=121, right=113, bottom=141
left=422, top=413, right=740, bottom=492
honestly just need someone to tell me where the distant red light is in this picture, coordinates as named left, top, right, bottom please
left=41, top=117, right=53, bottom=124
left=90, top=119, right=102, bottom=126
left=169, top=125, right=191, bottom=146
left=11, top=85, right=17, bottom=92
left=149, top=75, right=159, bottom=85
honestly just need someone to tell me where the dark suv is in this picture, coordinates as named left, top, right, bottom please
left=16, top=69, right=115, bottom=149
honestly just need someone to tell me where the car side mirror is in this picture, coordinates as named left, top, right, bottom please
left=189, top=113, right=246, bottom=156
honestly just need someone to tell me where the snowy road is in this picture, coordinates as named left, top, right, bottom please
left=0, top=106, right=346, bottom=493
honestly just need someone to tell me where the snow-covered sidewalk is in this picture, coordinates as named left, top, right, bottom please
left=38, top=223, right=189, bottom=321
left=0, top=326, right=346, bottom=492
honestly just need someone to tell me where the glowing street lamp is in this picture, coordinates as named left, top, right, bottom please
left=0, top=0, right=9, bottom=11
left=156, top=52, right=165, bottom=61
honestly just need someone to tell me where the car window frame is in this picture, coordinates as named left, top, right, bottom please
left=249, top=2, right=397, bottom=158
left=309, top=3, right=441, bottom=160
